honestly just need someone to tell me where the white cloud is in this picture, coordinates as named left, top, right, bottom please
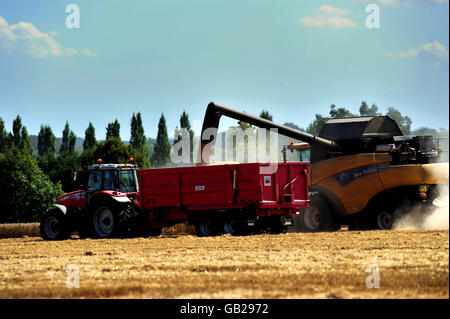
left=344, top=0, right=448, bottom=6
left=386, top=41, right=449, bottom=60
left=299, top=16, right=358, bottom=28
left=318, top=5, right=349, bottom=16
left=49, top=30, right=61, bottom=37
left=81, top=48, right=98, bottom=57
left=298, top=5, right=358, bottom=28
left=0, top=16, right=94, bottom=59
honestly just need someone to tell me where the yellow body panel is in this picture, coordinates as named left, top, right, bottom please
left=379, top=165, right=425, bottom=189
left=421, top=163, right=449, bottom=185
left=310, top=153, right=449, bottom=216
left=310, top=153, right=391, bottom=184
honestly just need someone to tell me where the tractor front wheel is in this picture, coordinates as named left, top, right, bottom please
left=40, top=208, right=71, bottom=240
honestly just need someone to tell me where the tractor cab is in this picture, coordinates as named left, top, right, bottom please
left=58, top=162, right=139, bottom=210
left=71, top=164, right=138, bottom=194
left=85, top=163, right=139, bottom=194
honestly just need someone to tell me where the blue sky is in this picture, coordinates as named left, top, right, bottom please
left=0, top=0, right=448, bottom=140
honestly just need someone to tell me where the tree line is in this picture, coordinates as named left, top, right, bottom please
left=0, top=102, right=447, bottom=223
left=0, top=111, right=193, bottom=222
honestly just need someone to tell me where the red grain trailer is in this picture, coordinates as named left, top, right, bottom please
left=137, top=162, right=309, bottom=236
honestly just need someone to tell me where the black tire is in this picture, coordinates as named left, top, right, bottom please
left=371, top=201, right=408, bottom=230
left=195, top=220, right=218, bottom=237
left=223, top=218, right=249, bottom=236
left=268, top=216, right=287, bottom=234
left=89, top=200, right=133, bottom=238
left=295, top=195, right=338, bottom=232
left=136, top=227, right=163, bottom=237
left=40, top=208, right=71, bottom=240
left=375, top=210, right=395, bottom=230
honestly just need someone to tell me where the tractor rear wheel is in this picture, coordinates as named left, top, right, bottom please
left=89, top=199, right=138, bottom=238
left=40, top=208, right=71, bottom=240
left=92, top=206, right=116, bottom=238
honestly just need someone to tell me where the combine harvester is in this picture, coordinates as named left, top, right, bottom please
left=198, top=102, right=449, bottom=231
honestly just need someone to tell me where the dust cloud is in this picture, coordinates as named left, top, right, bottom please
left=393, top=185, right=449, bottom=231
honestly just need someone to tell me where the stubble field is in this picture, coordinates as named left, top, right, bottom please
left=0, top=226, right=448, bottom=299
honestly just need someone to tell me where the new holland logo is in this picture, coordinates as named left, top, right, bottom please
left=335, top=163, right=390, bottom=186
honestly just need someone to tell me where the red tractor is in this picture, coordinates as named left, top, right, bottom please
left=40, top=160, right=310, bottom=240
left=40, top=162, right=141, bottom=240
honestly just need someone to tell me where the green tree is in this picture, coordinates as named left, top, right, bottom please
left=92, top=137, right=131, bottom=164
left=387, top=107, right=412, bottom=134
left=130, top=112, right=147, bottom=153
left=151, top=113, right=171, bottom=167
left=60, top=121, right=76, bottom=155
left=38, top=125, right=56, bottom=158
left=83, top=122, right=97, bottom=150
left=10, top=115, right=23, bottom=148
left=80, top=137, right=150, bottom=169
left=306, top=104, right=355, bottom=135
left=106, top=119, right=120, bottom=139
left=306, top=114, right=328, bottom=135
left=359, top=101, right=380, bottom=116
left=20, top=126, right=33, bottom=155
left=329, top=104, right=356, bottom=118
left=260, top=110, right=273, bottom=121
left=5, top=116, right=33, bottom=155
left=0, top=118, right=10, bottom=153
left=0, top=146, right=62, bottom=222
left=7, top=115, right=32, bottom=154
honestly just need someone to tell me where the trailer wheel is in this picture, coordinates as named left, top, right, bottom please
left=40, top=209, right=71, bottom=240
left=223, top=219, right=248, bottom=236
left=269, top=216, right=287, bottom=234
left=296, top=195, right=338, bottom=232
left=137, top=227, right=163, bottom=237
left=195, top=220, right=215, bottom=237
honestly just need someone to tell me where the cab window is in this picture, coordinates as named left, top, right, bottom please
left=118, top=170, right=137, bottom=193
left=88, top=170, right=102, bottom=191
left=103, top=170, right=117, bottom=190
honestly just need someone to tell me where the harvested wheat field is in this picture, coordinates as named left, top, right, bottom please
left=0, top=228, right=448, bottom=299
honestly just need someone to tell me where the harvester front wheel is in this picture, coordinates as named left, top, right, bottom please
left=376, top=211, right=394, bottom=230
left=297, top=196, right=338, bottom=232
left=40, top=208, right=71, bottom=240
